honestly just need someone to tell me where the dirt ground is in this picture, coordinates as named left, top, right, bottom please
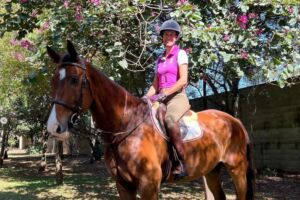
left=1, top=154, right=300, bottom=200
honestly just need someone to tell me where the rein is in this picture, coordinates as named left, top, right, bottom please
left=98, top=104, right=151, bottom=145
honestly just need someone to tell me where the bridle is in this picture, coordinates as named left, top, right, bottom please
left=52, top=61, right=89, bottom=123
left=51, top=60, right=151, bottom=145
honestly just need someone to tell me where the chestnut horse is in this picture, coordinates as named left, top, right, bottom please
left=46, top=41, right=255, bottom=200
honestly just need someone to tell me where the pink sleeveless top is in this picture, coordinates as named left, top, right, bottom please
left=156, top=45, right=180, bottom=90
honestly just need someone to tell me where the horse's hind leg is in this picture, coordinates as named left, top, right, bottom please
left=203, top=164, right=226, bottom=200
left=225, top=160, right=248, bottom=200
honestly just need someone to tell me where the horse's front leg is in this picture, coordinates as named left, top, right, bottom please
left=138, top=168, right=162, bottom=200
left=116, top=180, right=137, bottom=200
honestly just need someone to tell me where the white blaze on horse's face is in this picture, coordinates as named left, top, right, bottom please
left=59, top=68, right=66, bottom=80
left=47, top=105, right=70, bottom=141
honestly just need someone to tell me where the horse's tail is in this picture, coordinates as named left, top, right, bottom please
left=246, top=142, right=255, bottom=200
left=236, top=118, right=255, bottom=200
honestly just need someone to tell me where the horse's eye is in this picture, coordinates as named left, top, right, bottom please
left=70, top=77, right=79, bottom=85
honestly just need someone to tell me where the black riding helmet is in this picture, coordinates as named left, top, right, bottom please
left=159, top=19, right=181, bottom=37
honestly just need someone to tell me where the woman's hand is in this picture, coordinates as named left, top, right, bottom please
left=150, top=93, right=167, bottom=102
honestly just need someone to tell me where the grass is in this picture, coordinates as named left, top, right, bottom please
left=1, top=154, right=299, bottom=199
left=0, top=156, right=120, bottom=200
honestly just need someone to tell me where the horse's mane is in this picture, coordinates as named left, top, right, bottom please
left=86, top=61, right=143, bottom=104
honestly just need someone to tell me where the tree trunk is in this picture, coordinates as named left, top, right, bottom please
left=3, top=149, right=8, bottom=159
left=39, top=131, right=49, bottom=172
left=55, top=140, right=64, bottom=185
left=232, top=78, right=241, bottom=117
left=203, top=79, right=208, bottom=109
left=0, top=127, right=7, bottom=168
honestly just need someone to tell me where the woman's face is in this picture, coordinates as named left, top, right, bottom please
left=162, top=30, right=178, bottom=48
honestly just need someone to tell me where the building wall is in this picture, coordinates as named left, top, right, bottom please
left=190, top=82, right=300, bottom=172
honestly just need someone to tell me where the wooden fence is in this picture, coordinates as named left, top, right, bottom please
left=190, top=81, right=300, bottom=172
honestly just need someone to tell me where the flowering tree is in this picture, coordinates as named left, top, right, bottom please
left=176, top=0, right=300, bottom=115
left=0, top=0, right=299, bottom=117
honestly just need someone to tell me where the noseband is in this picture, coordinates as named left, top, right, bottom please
left=52, top=61, right=88, bottom=116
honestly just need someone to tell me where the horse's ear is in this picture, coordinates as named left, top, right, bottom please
left=67, top=40, right=78, bottom=60
left=47, top=46, right=61, bottom=63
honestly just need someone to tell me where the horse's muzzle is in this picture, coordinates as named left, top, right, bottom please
left=47, top=105, right=71, bottom=141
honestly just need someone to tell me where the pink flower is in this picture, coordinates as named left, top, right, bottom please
left=10, top=39, right=19, bottom=46
left=248, top=13, right=258, bottom=19
left=20, top=40, right=33, bottom=50
left=155, top=24, right=160, bottom=33
left=236, top=15, right=248, bottom=29
left=176, top=0, right=188, bottom=6
left=64, top=0, right=69, bottom=9
left=223, top=34, right=231, bottom=42
left=151, top=35, right=157, bottom=43
left=38, top=21, right=50, bottom=33
left=20, top=0, right=28, bottom=3
left=256, top=29, right=263, bottom=36
left=184, top=48, right=190, bottom=54
left=288, top=7, right=294, bottom=14
left=14, top=52, right=25, bottom=61
left=151, top=12, right=158, bottom=17
left=31, top=10, right=37, bottom=17
left=75, top=5, right=83, bottom=21
left=42, top=21, right=50, bottom=29
left=241, top=50, right=248, bottom=60
left=89, top=0, right=101, bottom=6
left=238, top=15, right=248, bottom=23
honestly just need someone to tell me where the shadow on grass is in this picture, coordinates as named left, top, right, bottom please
left=1, top=155, right=300, bottom=199
left=1, top=170, right=120, bottom=200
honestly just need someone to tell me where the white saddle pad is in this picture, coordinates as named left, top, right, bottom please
left=149, top=101, right=203, bottom=142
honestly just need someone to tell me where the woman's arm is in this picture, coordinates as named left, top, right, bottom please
left=146, top=74, right=159, bottom=97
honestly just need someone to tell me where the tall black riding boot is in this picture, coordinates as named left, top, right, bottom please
left=167, top=122, right=188, bottom=180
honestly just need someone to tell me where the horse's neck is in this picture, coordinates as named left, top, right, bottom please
left=88, top=66, right=140, bottom=133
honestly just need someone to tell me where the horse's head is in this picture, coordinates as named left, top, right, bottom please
left=46, top=41, right=93, bottom=140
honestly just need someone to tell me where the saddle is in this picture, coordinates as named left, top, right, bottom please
left=146, top=100, right=203, bottom=181
left=149, top=101, right=203, bottom=142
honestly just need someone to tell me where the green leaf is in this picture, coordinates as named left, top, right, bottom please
left=118, top=59, right=128, bottom=69
left=240, top=5, right=249, bottom=13
left=236, top=67, right=245, bottom=77
left=278, top=79, right=285, bottom=88
left=250, top=40, right=258, bottom=46
left=288, top=18, right=297, bottom=26
left=139, top=0, right=147, bottom=4
left=190, top=13, right=202, bottom=21
left=105, top=48, right=113, bottom=53
left=5, top=4, right=12, bottom=12
left=19, top=13, right=29, bottom=20
left=182, top=4, right=193, bottom=11
left=238, top=35, right=245, bottom=42
left=170, top=10, right=180, bottom=18
left=273, top=58, right=281, bottom=65
left=114, top=42, right=122, bottom=46
left=219, top=51, right=232, bottom=63
left=287, top=64, right=294, bottom=72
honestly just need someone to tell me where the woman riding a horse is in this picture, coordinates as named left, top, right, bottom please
left=145, top=19, right=190, bottom=179
left=46, top=36, right=255, bottom=199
